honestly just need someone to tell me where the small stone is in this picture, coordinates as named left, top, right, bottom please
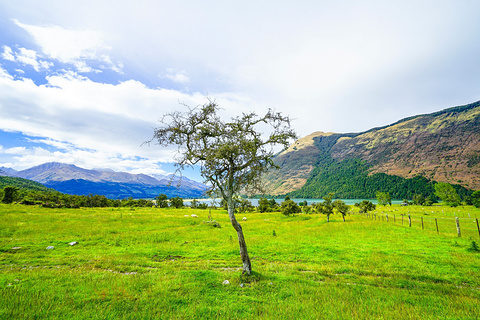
left=269, top=282, right=273, bottom=285
left=222, top=280, right=230, bottom=285
left=242, top=217, right=247, bottom=221
left=11, top=247, right=21, bottom=250
left=46, top=246, right=54, bottom=250
left=240, top=283, right=245, bottom=288
left=69, top=241, right=78, bottom=246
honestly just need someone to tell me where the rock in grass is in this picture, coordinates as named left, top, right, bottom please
left=11, top=247, right=21, bottom=250
left=222, top=280, right=230, bottom=285
left=46, top=246, right=54, bottom=250
left=69, top=241, right=79, bottom=246
left=240, top=283, right=245, bottom=288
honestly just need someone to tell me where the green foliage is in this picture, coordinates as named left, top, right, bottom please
left=0, top=176, right=51, bottom=192
left=236, top=198, right=255, bottom=213
left=424, top=195, right=435, bottom=206
left=333, top=199, right=350, bottom=221
left=376, top=191, right=391, bottom=206
left=156, top=194, right=168, bottom=208
left=1, top=186, right=19, bottom=204
left=258, top=197, right=278, bottom=212
left=355, top=200, right=376, bottom=213
left=467, top=241, right=479, bottom=252
left=280, top=199, right=301, bottom=215
left=314, top=193, right=334, bottom=222
left=435, top=182, right=461, bottom=207
left=412, top=194, right=425, bottom=205
left=169, top=196, right=184, bottom=208
left=203, top=220, right=221, bottom=228
left=472, top=190, right=480, bottom=208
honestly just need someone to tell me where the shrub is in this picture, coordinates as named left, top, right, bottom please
left=281, top=199, right=301, bottom=215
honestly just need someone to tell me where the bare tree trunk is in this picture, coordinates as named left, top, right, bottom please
left=227, top=198, right=252, bottom=275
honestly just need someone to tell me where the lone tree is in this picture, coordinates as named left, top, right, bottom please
left=149, top=101, right=297, bottom=275
left=434, top=182, right=461, bottom=207
left=315, top=193, right=335, bottom=222
left=333, top=199, right=350, bottom=222
left=376, top=191, right=391, bottom=206
left=2, top=186, right=18, bottom=204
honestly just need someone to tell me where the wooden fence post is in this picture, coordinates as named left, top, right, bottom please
left=394, top=214, right=396, bottom=223
left=476, top=218, right=480, bottom=239
left=402, top=215, right=404, bottom=225
left=455, top=217, right=461, bottom=237
left=435, top=218, right=439, bottom=233
left=408, top=214, right=412, bottom=227
left=421, top=216, right=424, bottom=230
left=386, top=214, right=389, bottom=222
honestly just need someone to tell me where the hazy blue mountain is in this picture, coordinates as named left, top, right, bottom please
left=2, top=162, right=207, bottom=199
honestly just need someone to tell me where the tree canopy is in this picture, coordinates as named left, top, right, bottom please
left=434, top=182, right=461, bottom=207
left=149, top=101, right=297, bottom=274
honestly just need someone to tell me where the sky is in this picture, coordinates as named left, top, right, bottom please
left=1, top=0, right=480, bottom=181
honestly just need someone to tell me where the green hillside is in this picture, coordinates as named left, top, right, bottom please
left=287, top=147, right=470, bottom=199
left=266, top=100, right=480, bottom=198
left=0, top=176, right=52, bottom=192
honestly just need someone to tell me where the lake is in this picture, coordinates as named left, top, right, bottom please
left=184, top=198, right=404, bottom=206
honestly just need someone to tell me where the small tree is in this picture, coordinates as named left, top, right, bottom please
left=333, top=199, right=350, bottom=222
left=280, top=199, right=301, bottom=215
left=148, top=101, right=297, bottom=275
left=412, top=194, right=425, bottom=206
left=315, top=193, right=334, bottom=222
left=434, top=182, right=461, bottom=207
left=258, top=197, right=271, bottom=213
left=376, top=191, right=391, bottom=206
left=156, top=194, right=169, bottom=208
left=2, top=186, right=19, bottom=204
left=169, top=196, right=184, bottom=208
left=472, top=190, right=480, bottom=208
left=355, top=200, right=376, bottom=213
left=190, top=199, right=199, bottom=208
left=236, top=198, right=255, bottom=213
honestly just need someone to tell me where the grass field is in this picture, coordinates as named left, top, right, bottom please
left=1, top=203, right=479, bottom=319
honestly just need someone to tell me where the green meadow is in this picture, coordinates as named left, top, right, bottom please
left=1, top=203, right=479, bottom=319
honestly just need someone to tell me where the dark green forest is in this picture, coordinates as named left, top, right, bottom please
left=287, top=148, right=471, bottom=200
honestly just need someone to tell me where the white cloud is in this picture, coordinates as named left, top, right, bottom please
left=0, top=142, right=170, bottom=176
left=1, top=146, right=28, bottom=155
left=0, top=65, right=13, bottom=80
left=1, top=0, right=480, bottom=178
left=1, top=46, right=15, bottom=61
left=2, top=46, right=53, bottom=72
left=13, top=19, right=123, bottom=73
left=16, top=47, right=53, bottom=72
left=165, top=68, right=190, bottom=84
left=0, top=68, right=254, bottom=175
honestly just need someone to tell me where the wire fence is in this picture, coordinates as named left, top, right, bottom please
left=360, top=211, right=480, bottom=239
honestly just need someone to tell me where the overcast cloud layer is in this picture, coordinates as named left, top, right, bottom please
left=1, top=0, right=480, bottom=179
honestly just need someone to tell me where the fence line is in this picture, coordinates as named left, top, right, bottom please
left=361, top=211, right=480, bottom=239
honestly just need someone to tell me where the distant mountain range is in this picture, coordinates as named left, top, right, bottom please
left=0, top=162, right=208, bottom=199
left=264, top=100, right=480, bottom=199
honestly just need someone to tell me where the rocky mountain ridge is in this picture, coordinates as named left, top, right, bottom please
left=1, top=162, right=208, bottom=199
left=265, top=100, right=480, bottom=197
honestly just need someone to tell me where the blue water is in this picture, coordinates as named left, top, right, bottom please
left=184, top=198, right=403, bottom=206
